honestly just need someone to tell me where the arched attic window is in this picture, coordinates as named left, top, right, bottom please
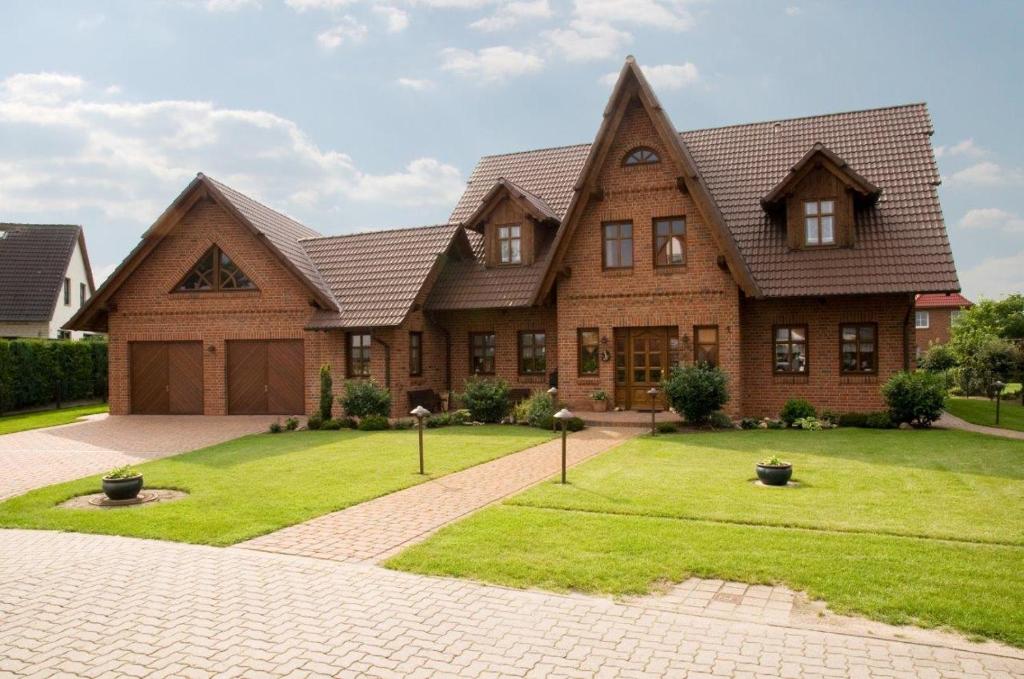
left=174, top=245, right=256, bottom=292
left=623, top=147, right=660, bottom=166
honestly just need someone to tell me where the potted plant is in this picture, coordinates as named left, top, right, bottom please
left=102, top=465, right=143, bottom=501
left=756, top=455, right=792, bottom=486
left=590, top=389, right=609, bottom=412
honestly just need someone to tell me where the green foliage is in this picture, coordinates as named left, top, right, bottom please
left=306, top=414, right=323, bottom=430
left=459, top=377, right=511, bottom=423
left=340, top=380, right=392, bottom=418
left=759, top=454, right=789, bottom=466
left=950, top=337, right=1022, bottom=396
left=318, top=365, right=334, bottom=420
left=269, top=421, right=283, bottom=433
left=0, top=339, right=108, bottom=413
left=839, top=411, right=895, bottom=429
left=392, top=418, right=415, bottom=430
left=514, top=391, right=555, bottom=428
left=952, top=294, right=1024, bottom=345
left=882, top=371, right=947, bottom=427
left=780, top=398, right=816, bottom=425
left=426, top=413, right=450, bottom=428
left=656, top=422, right=678, bottom=434
left=920, top=343, right=957, bottom=373
left=103, top=465, right=139, bottom=480
left=819, top=409, right=839, bottom=425
left=765, top=418, right=786, bottom=429
left=739, top=417, right=760, bottom=430
left=708, top=411, right=734, bottom=429
left=564, top=416, right=586, bottom=432
left=357, top=414, right=391, bottom=431
left=284, top=417, right=299, bottom=431
left=590, top=389, right=608, bottom=401
left=661, top=364, right=730, bottom=424
left=793, top=416, right=824, bottom=431
left=320, top=419, right=343, bottom=431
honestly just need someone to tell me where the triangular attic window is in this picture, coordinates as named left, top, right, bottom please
left=175, top=245, right=256, bottom=292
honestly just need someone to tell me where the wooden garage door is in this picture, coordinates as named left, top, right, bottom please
left=226, top=340, right=304, bottom=415
left=130, top=342, right=204, bottom=415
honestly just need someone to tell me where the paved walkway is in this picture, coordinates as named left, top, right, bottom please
left=1, top=530, right=1021, bottom=679
left=239, top=427, right=641, bottom=562
left=937, top=410, right=1024, bottom=440
left=0, top=414, right=275, bottom=500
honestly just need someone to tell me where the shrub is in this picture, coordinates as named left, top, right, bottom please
left=793, top=416, right=824, bottom=431
left=836, top=412, right=867, bottom=428
left=662, top=364, right=729, bottom=424
left=920, top=343, right=957, bottom=373
left=269, top=421, right=283, bottom=434
left=759, top=455, right=789, bottom=467
left=865, top=411, right=896, bottom=429
left=338, top=416, right=358, bottom=429
left=515, top=391, right=555, bottom=428
left=739, top=417, right=760, bottom=430
left=819, top=410, right=839, bottom=425
left=0, top=338, right=109, bottom=413
left=340, top=380, right=391, bottom=418
left=460, top=377, right=511, bottom=423
left=425, top=413, right=450, bottom=428
left=765, top=418, right=785, bottom=429
left=392, top=418, right=415, bottom=430
left=656, top=421, right=678, bottom=434
left=590, top=389, right=608, bottom=401
left=306, top=414, right=323, bottom=430
left=882, top=371, right=946, bottom=427
left=284, top=417, right=299, bottom=431
left=708, top=411, right=734, bottom=429
left=320, top=419, right=343, bottom=431
left=357, top=415, right=390, bottom=431
left=450, top=409, right=471, bottom=425
left=780, top=398, right=816, bottom=426
left=565, top=416, right=586, bottom=432
left=318, top=365, right=334, bottom=420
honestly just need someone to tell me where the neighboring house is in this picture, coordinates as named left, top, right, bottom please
left=0, top=223, right=97, bottom=340
left=67, top=57, right=960, bottom=418
left=915, top=292, right=973, bottom=358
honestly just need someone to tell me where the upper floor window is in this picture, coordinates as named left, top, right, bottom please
left=774, top=325, right=807, bottom=374
left=347, top=333, right=371, bottom=377
left=949, top=310, right=962, bottom=326
left=804, top=200, right=835, bottom=246
left=470, top=332, right=496, bottom=375
left=518, top=331, right=546, bottom=375
left=79, top=283, right=86, bottom=307
left=602, top=222, right=633, bottom=269
left=63, top=278, right=71, bottom=305
left=623, top=147, right=660, bottom=166
left=654, top=217, right=686, bottom=267
left=694, top=326, right=719, bottom=367
left=176, top=245, right=256, bottom=292
left=915, top=310, right=930, bottom=329
left=840, top=324, right=877, bottom=374
left=578, top=328, right=599, bottom=376
left=497, top=224, right=521, bottom=265
left=409, top=331, right=422, bottom=376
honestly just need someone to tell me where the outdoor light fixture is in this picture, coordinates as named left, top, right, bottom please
left=553, top=407, right=574, bottom=484
left=993, top=380, right=1005, bottom=425
left=647, top=387, right=659, bottom=435
left=547, top=387, right=559, bottom=431
left=410, top=405, right=430, bottom=474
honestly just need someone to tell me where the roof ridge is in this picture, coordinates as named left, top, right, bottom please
left=0, top=223, right=81, bottom=229
left=679, top=102, right=929, bottom=136
left=300, top=223, right=457, bottom=243
left=479, top=142, right=591, bottom=161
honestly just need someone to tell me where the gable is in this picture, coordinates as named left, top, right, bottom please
left=0, top=224, right=83, bottom=322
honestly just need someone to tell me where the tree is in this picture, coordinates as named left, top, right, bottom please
left=662, top=364, right=730, bottom=424
left=318, top=364, right=333, bottom=420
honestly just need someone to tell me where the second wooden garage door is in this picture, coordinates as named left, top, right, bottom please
left=226, top=340, right=304, bottom=415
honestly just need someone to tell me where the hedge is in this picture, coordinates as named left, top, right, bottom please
left=0, top=339, right=108, bottom=414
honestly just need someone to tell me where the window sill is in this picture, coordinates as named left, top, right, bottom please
left=773, top=373, right=809, bottom=383
left=602, top=268, right=634, bottom=276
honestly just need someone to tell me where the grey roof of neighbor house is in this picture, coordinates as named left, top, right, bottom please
left=0, top=223, right=88, bottom=322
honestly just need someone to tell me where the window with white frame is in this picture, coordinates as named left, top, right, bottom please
left=915, top=310, right=930, bottom=329
left=803, top=200, right=835, bottom=246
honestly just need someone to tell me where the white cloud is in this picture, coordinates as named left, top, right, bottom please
left=316, top=17, right=368, bottom=49
left=205, top=0, right=261, bottom=10
left=959, top=249, right=1024, bottom=300
left=784, top=5, right=801, bottom=16
left=600, top=62, right=699, bottom=89
left=544, top=19, right=631, bottom=62
left=2, top=73, right=85, bottom=105
left=470, top=0, right=552, bottom=31
left=409, top=0, right=493, bottom=8
left=572, top=0, right=694, bottom=31
left=350, top=158, right=464, bottom=205
left=396, top=77, right=435, bottom=90
left=440, top=46, right=544, bottom=81
left=285, top=0, right=354, bottom=11
left=935, top=138, right=987, bottom=159
left=373, top=4, right=410, bottom=31
left=946, top=161, right=1024, bottom=187
left=959, top=208, right=1024, bottom=233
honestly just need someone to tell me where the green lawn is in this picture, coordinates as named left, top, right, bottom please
left=388, top=429, right=1024, bottom=646
left=0, top=426, right=552, bottom=545
left=0, top=403, right=108, bottom=435
left=947, top=396, right=1024, bottom=432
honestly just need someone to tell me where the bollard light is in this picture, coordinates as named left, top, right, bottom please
left=993, top=381, right=1005, bottom=425
left=647, top=387, right=659, bottom=436
left=410, top=405, right=430, bottom=474
left=553, top=407, right=573, bottom=484
left=547, top=387, right=559, bottom=432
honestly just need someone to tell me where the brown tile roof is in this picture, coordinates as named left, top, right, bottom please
left=916, top=292, right=972, bottom=309
left=0, top=224, right=89, bottom=322
left=302, top=224, right=461, bottom=328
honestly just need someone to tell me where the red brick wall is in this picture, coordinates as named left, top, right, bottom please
left=740, top=293, right=913, bottom=417
left=914, top=307, right=957, bottom=358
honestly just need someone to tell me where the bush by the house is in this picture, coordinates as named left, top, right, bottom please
left=269, top=421, right=283, bottom=434
left=836, top=411, right=896, bottom=429
left=340, top=380, right=391, bottom=419
left=920, top=343, right=957, bottom=373
left=563, top=416, right=586, bottom=432
left=0, top=338, right=109, bottom=414
left=882, top=371, right=946, bottom=427
left=819, top=410, right=839, bottom=425
left=357, top=414, right=390, bottom=431
left=319, top=364, right=334, bottom=420
left=425, top=413, right=450, bottom=428
left=656, top=421, right=678, bottom=434
left=780, top=398, right=816, bottom=426
left=708, top=411, right=734, bottom=429
left=306, top=414, right=323, bottom=430
left=320, top=418, right=342, bottom=430
left=284, top=417, right=299, bottom=431
left=392, top=418, right=415, bottom=430
left=662, top=364, right=729, bottom=425
left=793, top=416, right=824, bottom=431
left=739, top=417, right=760, bottom=430
left=460, top=377, right=511, bottom=423
left=513, top=390, right=555, bottom=428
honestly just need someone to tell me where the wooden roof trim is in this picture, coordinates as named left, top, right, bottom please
left=761, top=143, right=882, bottom=207
left=461, top=178, right=559, bottom=232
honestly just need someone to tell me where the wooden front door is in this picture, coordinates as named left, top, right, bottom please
left=130, top=341, right=203, bottom=414
left=613, top=327, right=679, bottom=410
left=227, top=340, right=304, bottom=415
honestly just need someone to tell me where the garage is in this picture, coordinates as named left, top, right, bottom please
left=129, top=341, right=204, bottom=414
left=226, top=340, right=305, bottom=415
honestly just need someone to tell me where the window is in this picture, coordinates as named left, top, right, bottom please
left=470, top=332, right=496, bottom=374
left=949, top=310, right=962, bottom=326
left=578, top=328, right=599, bottom=376
left=602, top=222, right=633, bottom=269
left=176, top=245, right=256, bottom=292
left=654, top=217, right=686, bottom=267
left=803, top=200, right=835, bottom=246
left=497, top=224, right=521, bottom=265
left=409, top=332, right=422, bottom=376
left=79, top=282, right=87, bottom=307
left=623, top=147, right=660, bottom=166
left=518, top=331, right=546, bottom=374
left=774, top=326, right=808, bottom=373
left=915, top=310, right=930, bottom=329
left=347, top=333, right=371, bottom=377
left=57, top=330, right=71, bottom=340
left=694, top=326, right=719, bottom=367
left=63, top=278, right=71, bottom=305
left=841, top=324, right=877, bottom=374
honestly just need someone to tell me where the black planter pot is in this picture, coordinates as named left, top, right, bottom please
left=756, top=464, right=792, bottom=486
left=102, top=475, right=143, bottom=501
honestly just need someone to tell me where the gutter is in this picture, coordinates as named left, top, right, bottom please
left=374, top=335, right=391, bottom=390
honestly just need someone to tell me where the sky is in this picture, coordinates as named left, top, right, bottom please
left=0, top=0, right=1022, bottom=301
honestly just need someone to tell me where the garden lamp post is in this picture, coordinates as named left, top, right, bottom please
left=547, top=386, right=559, bottom=431
left=553, top=408, right=573, bottom=484
left=993, top=380, right=1005, bottom=425
left=410, top=405, right=430, bottom=474
left=647, top=387, right=659, bottom=436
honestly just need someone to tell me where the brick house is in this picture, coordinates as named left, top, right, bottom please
left=67, top=57, right=960, bottom=418
left=914, top=292, right=973, bottom=359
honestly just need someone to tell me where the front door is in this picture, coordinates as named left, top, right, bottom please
left=613, top=327, right=679, bottom=410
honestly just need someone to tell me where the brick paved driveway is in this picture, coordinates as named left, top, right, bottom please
left=0, top=414, right=275, bottom=500
left=1, top=530, right=1021, bottom=678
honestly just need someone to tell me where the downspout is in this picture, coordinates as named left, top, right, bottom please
left=374, top=334, right=391, bottom=391
left=428, top=312, right=453, bottom=409
left=902, top=294, right=914, bottom=372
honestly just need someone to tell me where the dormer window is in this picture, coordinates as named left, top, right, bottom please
left=803, top=200, right=835, bottom=246
left=624, top=147, right=659, bottom=166
left=497, top=224, right=521, bottom=264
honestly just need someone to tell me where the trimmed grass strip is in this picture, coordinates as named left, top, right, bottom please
left=0, top=403, right=108, bottom=435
